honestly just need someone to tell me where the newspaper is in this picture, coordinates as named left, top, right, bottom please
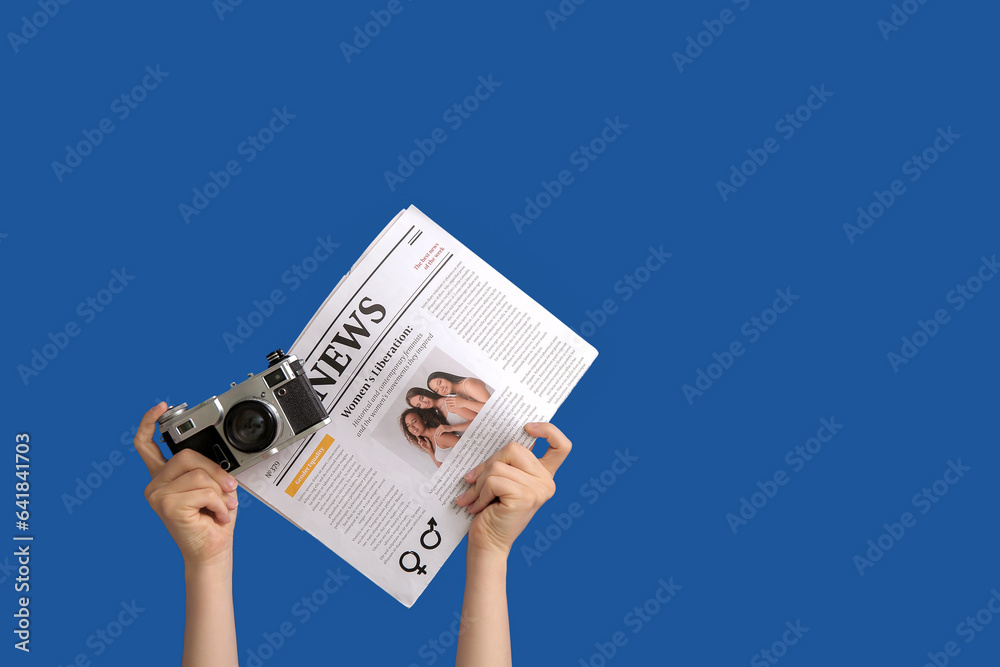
left=235, top=205, right=598, bottom=607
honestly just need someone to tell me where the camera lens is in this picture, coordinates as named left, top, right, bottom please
left=224, top=401, right=278, bottom=453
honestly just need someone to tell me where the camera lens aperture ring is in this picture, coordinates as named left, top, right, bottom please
left=224, top=399, right=279, bottom=453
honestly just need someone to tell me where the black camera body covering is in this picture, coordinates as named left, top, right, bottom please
left=156, top=350, right=330, bottom=474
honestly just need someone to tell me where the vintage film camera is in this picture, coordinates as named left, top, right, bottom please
left=157, top=350, right=330, bottom=474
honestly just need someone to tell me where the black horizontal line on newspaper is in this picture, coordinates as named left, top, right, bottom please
left=408, top=230, right=422, bottom=245
left=274, top=252, right=455, bottom=486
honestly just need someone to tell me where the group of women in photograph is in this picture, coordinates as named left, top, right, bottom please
left=398, top=371, right=492, bottom=469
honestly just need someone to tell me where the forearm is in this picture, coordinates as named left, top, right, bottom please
left=456, top=549, right=510, bottom=667
left=183, top=555, right=238, bottom=667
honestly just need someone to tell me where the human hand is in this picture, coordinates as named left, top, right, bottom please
left=455, top=422, right=570, bottom=558
left=135, top=402, right=239, bottom=569
left=433, top=424, right=455, bottom=440
left=417, top=437, right=434, bottom=455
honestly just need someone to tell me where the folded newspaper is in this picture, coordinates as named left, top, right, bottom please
left=236, top=205, right=598, bottom=606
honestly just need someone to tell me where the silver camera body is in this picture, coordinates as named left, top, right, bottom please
left=156, top=350, right=330, bottom=474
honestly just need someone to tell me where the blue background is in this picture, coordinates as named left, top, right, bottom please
left=3, top=1, right=998, bottom=665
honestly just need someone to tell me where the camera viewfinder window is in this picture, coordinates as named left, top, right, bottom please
left=177, top=419, right=195, bottom=435
left=264, top=368, right=287, bottom=388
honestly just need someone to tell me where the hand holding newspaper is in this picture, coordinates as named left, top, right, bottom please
left=236, top=205, right=597, bottom=606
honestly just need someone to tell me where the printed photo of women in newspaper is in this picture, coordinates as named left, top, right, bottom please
left=370, top=348, right=495, bottom=478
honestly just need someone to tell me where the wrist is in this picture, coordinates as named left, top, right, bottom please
left=184, top=551, right=233, bottom=581
left=467, top=544, right=510, bottom=573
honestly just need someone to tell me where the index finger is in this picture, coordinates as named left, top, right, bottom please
left=525, top=422, right=572, bottom=476
left=134, top=402, right=169, bottom=478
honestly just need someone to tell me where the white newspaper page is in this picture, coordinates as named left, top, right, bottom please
left=236, top=205, right=598, bottom=606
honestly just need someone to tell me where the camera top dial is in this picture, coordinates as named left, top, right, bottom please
left=157, top=403, right=190, bottom=425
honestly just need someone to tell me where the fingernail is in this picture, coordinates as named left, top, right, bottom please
left=524, top=422, right=538, bottom=433
left=225, top=476, right=238, bottom=490
left=464, top=470, right=475, bottom=482
left=455, top=490, right=468, bottom=505
left=226, top=494, right=238, bottom=509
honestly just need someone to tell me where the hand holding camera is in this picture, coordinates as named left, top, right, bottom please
left=135, top=402, right=240, bottom=568
left=137, top=349, right=331, bottom=566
